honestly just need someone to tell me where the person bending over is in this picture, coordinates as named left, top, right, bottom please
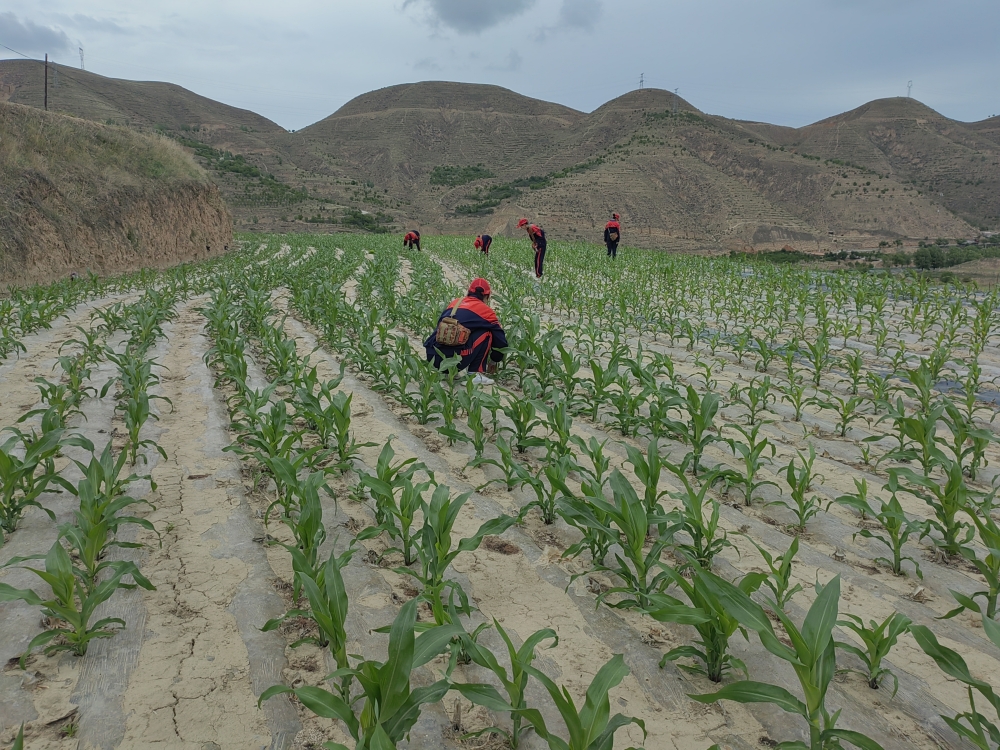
left=403, top=230, right=421, bottom=251
left=517, top=218, right=547, bottom=278
left=474, top=233, right=492, bottom=255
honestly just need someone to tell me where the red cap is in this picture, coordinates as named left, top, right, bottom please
left=517, top=218, right=529, bottom=228
left=468, top=277, right=492, bottom=296
left=613, top=213, right=620, bottom=220
left=474, top=236, right=483, bottom=248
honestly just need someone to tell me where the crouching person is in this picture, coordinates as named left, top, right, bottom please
left=424, top=278, right=506, bottom=385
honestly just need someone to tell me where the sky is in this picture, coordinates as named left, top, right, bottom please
left=2, top=1, right=998, bottom=132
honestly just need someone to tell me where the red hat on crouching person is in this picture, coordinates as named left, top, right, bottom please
left=468, top=278, right=492, bottom=297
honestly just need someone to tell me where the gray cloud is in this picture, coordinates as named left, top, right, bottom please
left=55, top=14, right=131, bottom=35
left=404, top=0, right=536, bottom=32
left=0, top=12, right=72, bottom=55
left=558, top=0, right=602, bottom=30
left=413, top=56, right=440, bottom=71
left=488, top=49, right=523, bottom=72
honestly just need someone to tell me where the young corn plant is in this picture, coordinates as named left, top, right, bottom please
left=769, top=445, right=825, bottom=532
left=891, top=462, right=974, bottom=558
left=0, top=541, right=154, bottom=667
left=911, top=619, right=1000, bottom=750
left=0, top=410, right=94, bottom=538
left=118, top=392, right=170, bottom=466
left=940, top=508, right=1000, bottom=621
left=583, top=470, right=678, bottom=609
left=724, top=423, right=779, bottom=506
left=463, top=653, right=647, bottom=750
left=646, top=565, right=762, bottom=683
left=500, top=394, right=545, bottom=453
left=450, top=622, right=558, bottom=749
left=835, top=612, right=911, bottom=696
left=780, top=377, right=811, bottom=423
left=836, top=479, right=925, bottom=578
left=359, top=441, right=428, bottom=528
left=399, top=484, right=514, bottom=629
left=260, top=598, right=463, bottom=750
left=469, top=435, right=525, bottom=493
left=671, top=386, right=722, bottom=475
left=358, top=478, right=432, bottom=566
left=941, top=401, right=997, bottom=481
left=557, top=478, right=616, bottom=566
left=812, top=391, right=869, bottom=438
left=693, top=575, right=885, bottom=750
left=664, top=462, right=733, bottom=570
left=745, top=535, right=804, bottom=611
left=262, top=543, right=357, bottom=701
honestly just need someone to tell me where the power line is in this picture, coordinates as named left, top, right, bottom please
left=0, top=42, right=32, bottom=59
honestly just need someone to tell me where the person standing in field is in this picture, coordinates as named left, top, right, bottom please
left=424, top=277, right=507, bottom=385
left=517, top=218, right=547, bottom=278
left=403, top=230, right=421, bottom=251
left=474, top=233, right=492, bottom=256
left=604, top=213, right=621, bottom=258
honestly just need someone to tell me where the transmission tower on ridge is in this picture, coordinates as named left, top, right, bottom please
left=79, top=47, right=84, bottom=70
left=907, top=80, right=912, bottom=98
left=639, top=73, right=644, bottom=90
left=673, top=88, right=679, bottom=115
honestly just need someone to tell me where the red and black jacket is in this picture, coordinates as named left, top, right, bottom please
left=474, top=234, right=493, bottom=253
left=527, top=224, right=546, bottom=250
left=424, top=295, right=508, bottom=370
left=403, top=231, right=421, bottom=250
left=604, top=221, right=621, bottom=244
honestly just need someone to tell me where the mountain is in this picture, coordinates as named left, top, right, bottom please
left=2, top=59, right=995, bottom=251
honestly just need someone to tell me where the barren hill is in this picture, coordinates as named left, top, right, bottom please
left=0, top=101, right=232, bottom=285
left=2, top=60, right=996, bottom=251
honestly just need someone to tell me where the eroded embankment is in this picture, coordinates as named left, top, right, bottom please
left=0, top=101, right=233, bottom=286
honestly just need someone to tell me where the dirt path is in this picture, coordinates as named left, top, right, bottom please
left=114, top=300, right=293, bottom=750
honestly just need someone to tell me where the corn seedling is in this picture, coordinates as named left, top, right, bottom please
left=891, top=462, right=974, bottom=557
left=259, top=598, right=463, bottom=750
left=646, top=565, right=762, bottom=683
left=0, top=410, right=94, bottom=537
left=725, top=422, right=779, bottom=506
left=262, top=543, right=357, bottom=700
left=769, top=445, right=825, bottom=532
left=0, top=541, right=153, bottom=666
left=692, top=575, right=884, bottom=750
left=941, top=508, right=1000, bottom=621
left=835, top=612, right=910, bottom=695
left=398, top=483, right=514, bottom=628
left=746, top=535, right=804, bottom=610
left=450, top=621, right=558, bottom=748
left=469, top=653, right=647, bottom=750
left=839, top=478, right=925, bottom=578
left=911, top=618, right=1000, bottom=750
left=582, top=470, right=678, bottom=609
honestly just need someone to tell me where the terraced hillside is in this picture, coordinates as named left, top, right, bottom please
left=2, top=236, right=1000, bottom=750
left=3, top=60, right=996, bottom=249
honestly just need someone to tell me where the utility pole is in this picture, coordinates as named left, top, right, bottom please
left=639, top=73, right=644, bottom=90
left=673, top=88, right=679, bottom=115
left=79, top=47, right=84, bottom=70
left=44, top=54, right=48, bottom=110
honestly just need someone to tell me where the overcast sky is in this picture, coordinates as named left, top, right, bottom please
left=2, top=1, right=998, bottom=131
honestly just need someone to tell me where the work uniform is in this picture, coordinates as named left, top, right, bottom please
left=424, top=295, right=507, bottom=373
left=403, top=231, right=421, bottom=251
left=474, top=234, right=493, bottom=255
left=604, top=220, right=621, bottom=258
left=528, top=224, right=546, bottom=278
